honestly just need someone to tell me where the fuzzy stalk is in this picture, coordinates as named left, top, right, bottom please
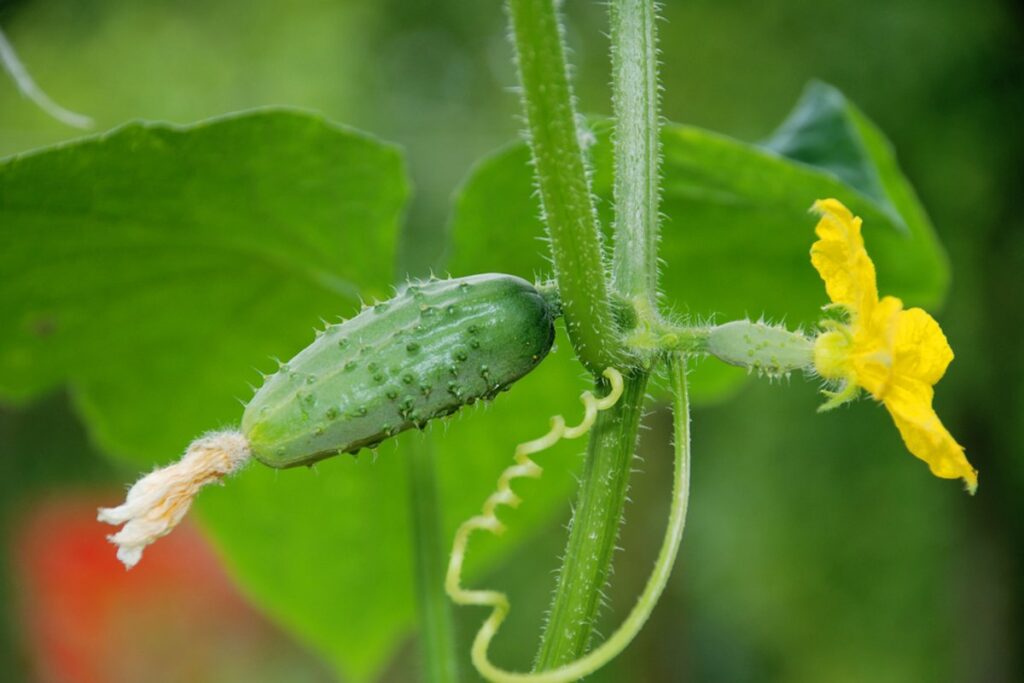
left=506, top=0, right=621, bottom=374
left=534, top=0, right=663, bottom=670
left=609, top=0, right=661, bottom=303
left=534, top=369, right=650, bottom=668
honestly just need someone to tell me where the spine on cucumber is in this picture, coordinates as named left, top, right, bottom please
left=242, top=274, right=557, bottom=468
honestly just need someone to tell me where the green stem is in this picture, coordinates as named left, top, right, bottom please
left=506, top=0, right=621, bottom=374
left=406, top=437, right=460, bottom=683
left=525, top=353, right=690, bottom=683
left=625, top=324, right=709, bottom=355
left=609, top=0, right=661, bottom=302
left=533, top=0, right=664, bottom=671
left=534, top=369, right=650, bottom=668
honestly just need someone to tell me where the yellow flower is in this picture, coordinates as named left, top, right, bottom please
left=809, top=198, right=977, bottom=494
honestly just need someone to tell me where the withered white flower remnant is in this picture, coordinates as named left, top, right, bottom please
left=98, top=431, right=251, bottom=568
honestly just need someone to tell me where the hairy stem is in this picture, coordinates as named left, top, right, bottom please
left=506, top=0, right=621, bottom=374
left=610, top=0, right=661, bottom=302
left=406, top=437, right=460, bottom=683
left=534, top=369, right=650, bottom=668
left=526, top=352, right=690, bottom=682
left=533, top=0, right=664, bottom=671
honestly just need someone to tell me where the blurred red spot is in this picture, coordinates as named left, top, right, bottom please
left=11, top=494, right=331, bottom=683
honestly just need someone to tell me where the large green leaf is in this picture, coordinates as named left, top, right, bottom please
left=0, top=110, right=412, bottom=679
left=448, top=82, right=949, bottom=399
left=0, top=109, right=607, bottom=680
left=0, top=109, right=402, bottom=433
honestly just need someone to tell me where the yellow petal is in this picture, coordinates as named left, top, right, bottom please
left=892, top=307, right=954, bottom=386
left=810, top=199, right=878, bottom=314
left=850, top=295, right=903, bottom=399
left=883, top=385, right=976, bottom=494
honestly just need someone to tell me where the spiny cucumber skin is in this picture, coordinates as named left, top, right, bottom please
left=242, top=274, right=556, bottom=468
left=707, top=320, right=813, bottom=378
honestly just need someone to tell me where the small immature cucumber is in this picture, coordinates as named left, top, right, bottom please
left=242, top=274, right=556, bottom=468
left=706, top=320, right=812, bottom=378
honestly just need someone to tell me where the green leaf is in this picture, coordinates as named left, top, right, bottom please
left=0, top=109, right=606, bottom=681
left=0, top=109, right=411, bottom=679
left=448, top=82, right=949, bottom=399
left=758, top=79, right=950, bottom=313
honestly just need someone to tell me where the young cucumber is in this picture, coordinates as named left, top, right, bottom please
left=242, top=273, right=556, bottom=468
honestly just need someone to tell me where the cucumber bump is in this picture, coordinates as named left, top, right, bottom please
left=242, top=273, right=557, bottom=468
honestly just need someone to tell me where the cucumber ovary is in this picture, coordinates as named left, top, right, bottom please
left=244, top=274, right=556, bottom=467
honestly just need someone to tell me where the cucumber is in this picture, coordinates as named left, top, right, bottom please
left=242, top=273, right=556, bottom=468
left=706, top=320, right=812, bottom=378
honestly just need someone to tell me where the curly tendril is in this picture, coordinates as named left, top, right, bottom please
left=445, top=360, right=691, bottom=683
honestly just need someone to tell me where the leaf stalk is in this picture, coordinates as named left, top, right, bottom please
left=610, top=0, right=662, bottom=303
left=506, top=0, right=621, bottom=374
left=533, top=0, right=666, bottom=670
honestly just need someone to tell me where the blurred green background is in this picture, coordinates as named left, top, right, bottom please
left=0, top=0, right=1021, bottom=681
